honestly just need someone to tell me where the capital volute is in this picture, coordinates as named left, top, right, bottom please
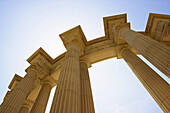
left=25, top=63, right=49, bottom=79
left=25, top=64, right=39, bottom=76
left=115, top=23, right=130, bottom=40
left=80, top=56, right=91, bottom=68
left=22, top=99, right=33, bottom=109
left=116, top=44, right=130, bottom=59
left=119, top=46, right=130, bottom=54
left=41, top=76, right=57, bottom=88
left=59, top=26, right=87, bottom=56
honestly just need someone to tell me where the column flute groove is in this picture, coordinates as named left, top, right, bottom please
left=80, top=61, right=95, bottom=113
left=62, top=57, right=75, bottom=113
left=119, top=26, right=170, bottom=77
left=120, top=47, right=170, bottom=113
left=0, top=68, right=38, bottom=113
left=30, top=80, right=52, bottom=113
left=50, top=44, right=81, bottom=113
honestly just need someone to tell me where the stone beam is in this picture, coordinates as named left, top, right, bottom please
left=27, top=47, right=53, bottom=80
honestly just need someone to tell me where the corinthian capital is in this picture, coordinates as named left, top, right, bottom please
left=59, top=25, right=87, bottom=56
left=25, top=61, right=49, bottom=79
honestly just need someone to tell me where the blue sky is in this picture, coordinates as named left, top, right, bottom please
left=0, top=0, right=170, bottom=113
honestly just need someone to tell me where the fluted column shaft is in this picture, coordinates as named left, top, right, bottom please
left=30, top=81, right=52, bottom=113
left=0, top=69, right=38, bottom=113
left=119, top=27, right=170, bottom=77
left=80, top=62, right=95, bottom=113
left=50, top=44, right=81, bottom=113
left=121, top=48, right=170, bottom=113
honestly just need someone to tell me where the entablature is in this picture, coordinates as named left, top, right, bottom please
left=27, top=47, right=53, bottom=66
left=145, top=13, right=170, bottom=42
left=85, top=39, right=116, bottom=55
left=59, top=25, right=87, bottom=56
left=8, top=74, right=23, bottom=90
left=7, top=13, right=170, bottom=108
left=27, top=48, right=53, bottom=79
left=103, top=14, right=127, bottom=43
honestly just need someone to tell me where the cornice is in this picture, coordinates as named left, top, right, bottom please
left=145, top=13, right=170, bottom=35
left=53, top=52, right=66, bottom=65
left=27, top=47, right=53, bottom=67
left=8, top=74, right=23, bottom=89
left=145, top=13, right=170, bottom=42
left=59, top=25, right=87, bottom=56
left=3, top=91, right=11, bottom=101
left=87, top=36, right=107, bottom=45
left=103, top=14, right=127, bottom=42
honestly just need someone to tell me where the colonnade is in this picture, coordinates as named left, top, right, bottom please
left=0, top=43, right=95, bottom=113
left=0, top=17, right=170, bottom=113
left=119, top=24, right=170, bottom=77
left=0, top=67, right=38, bottom=113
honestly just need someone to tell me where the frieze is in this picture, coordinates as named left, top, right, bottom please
left=154, top=21, right=170, bottom=41
left=64, top=35, right=77, bottom=45
left=60, top=26, right=86, bottom=49
left=85, top=40, right=115, bottom=55
left=35, top=58, right=45, bottom=68
left=35, top=58, right=51, bottom=74
left=165, top=22, right=170, bottom=36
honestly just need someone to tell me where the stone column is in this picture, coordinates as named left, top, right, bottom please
left=50, top=44, right=81, bottom=113
left=0, top=67, right=38, bottom=113
left=19, top=99, right=33, bottom=113
left=80, top=61, right=95, bottom=113
left=30, top=80, right=52, bottom=113
left=118, top=24, right=170, bottom=77
left=120, top=47, right=170, bottom=113
left=3, top=91, right=11, bottom=103
left=19, top=105, right=29, bottom=113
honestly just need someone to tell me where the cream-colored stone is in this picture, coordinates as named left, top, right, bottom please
left=19, top=106, right=29, bottom=113
left=145, top=13, right=170, bottom=42
left=121, top=48, right=170, bottom=113
left=103, top=14, right=127, bottom=42
left=50, top=44, right=81, bottom=113
left=0, top=68, right=38, bottom=113
left=80, top=61, right=95, bottom=113
left=30, top=80, right=52, bottom=113
left=8, top=74, right=23, bottom=90
left=118, top=24, right=170, bottom=78
left=59, top=25, right=87, bottom=56
left=1, top=13, right=170, bottom=113
left=19, top=99, right=33, bottom=113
